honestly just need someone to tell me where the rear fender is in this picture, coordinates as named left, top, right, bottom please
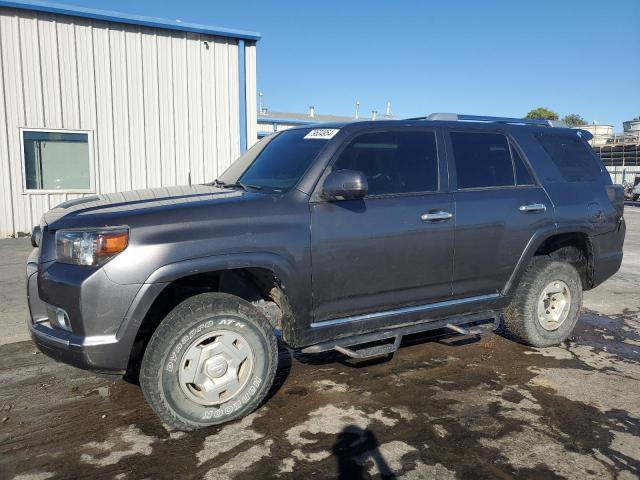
left=502, top=223, right=595, bottom=297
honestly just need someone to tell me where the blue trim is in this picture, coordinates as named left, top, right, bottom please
left=257, top=117, right=316, bottom=126
left=238, top=40, right=247, bottom=153
left=0, top=0, right=261, bottom=40
left=257, top=131, right=272, bottom=138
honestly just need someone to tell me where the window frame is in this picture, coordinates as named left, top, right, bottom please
left=20, top=127, right=96, bottom=194
left=508, top=138, right=538, bottom=187
left=446, top=128, right=539, bottom=192
left=313, top=126, right=444, bottom=201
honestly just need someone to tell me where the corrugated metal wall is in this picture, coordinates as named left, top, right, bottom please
left=0, top=7, right=256, bottom=236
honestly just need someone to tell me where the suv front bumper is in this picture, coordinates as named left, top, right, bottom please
left=26, top=248, right=150, bottom=375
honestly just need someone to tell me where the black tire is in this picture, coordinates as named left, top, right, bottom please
left=502, top=256, right=582, bottom=347
left=140, top=292, right=278, bottom=431
left=633, top=194, right=640, bottom=201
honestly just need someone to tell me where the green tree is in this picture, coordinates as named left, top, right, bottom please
left=562, top=114, right=587, bottom=127
left=525, top=107, right=559, bottom=120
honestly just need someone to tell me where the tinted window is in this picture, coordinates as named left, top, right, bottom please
left=450, top=132, right=514, bottom=189
left=219, top=128, right=332, bottom=192
left=332, top=131, right=438, bottom=195
left=512, top=144, right=535, bottom=185
left=536, top=132, right=601, bottom=182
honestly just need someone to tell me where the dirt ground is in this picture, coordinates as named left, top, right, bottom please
left=1, top=209, right=639, bottom=480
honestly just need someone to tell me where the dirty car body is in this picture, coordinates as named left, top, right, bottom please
left=26, top=114, right=626, bottom=428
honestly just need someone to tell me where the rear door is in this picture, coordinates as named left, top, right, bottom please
left=446, top=129, right=555, bottom=298
left=310, top=127, right=454, bottom=323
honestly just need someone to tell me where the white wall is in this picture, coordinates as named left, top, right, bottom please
left=607, top=166, right=640, bottom=185
left=0, top=7, right=256, bottom=236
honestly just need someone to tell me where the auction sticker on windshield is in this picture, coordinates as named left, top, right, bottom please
left=304, top=128, right=340, bottom=140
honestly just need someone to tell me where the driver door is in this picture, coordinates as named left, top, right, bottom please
left=310, top=128, right=454, bottom=325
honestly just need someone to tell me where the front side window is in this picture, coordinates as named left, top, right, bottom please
left=331, top=131, right=439, bottom=196
left=23, top=130, right=92, bottom=192
left=218, top=128, right=332, bottom=192
left=450, top=132, right=514, bottom=189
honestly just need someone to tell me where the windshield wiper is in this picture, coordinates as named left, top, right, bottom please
left=212, top=179, right=262, bottom=191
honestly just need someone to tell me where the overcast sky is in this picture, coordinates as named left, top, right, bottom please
left=64, top=0, right=639, bottom=130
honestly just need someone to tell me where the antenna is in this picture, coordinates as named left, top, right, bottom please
left=355, top=100, right=360, bottom=119
left=372, top=110, right=378, bottom=121
left=385, top=101, right=392, bottom=118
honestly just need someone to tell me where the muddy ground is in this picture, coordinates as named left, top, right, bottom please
left=1, top=209, right=639, bottom=480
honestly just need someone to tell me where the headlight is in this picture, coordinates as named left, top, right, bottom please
left=55, top=227, right=129, bottom=266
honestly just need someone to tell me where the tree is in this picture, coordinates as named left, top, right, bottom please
left=562, top=114, right=587, bottom=127
left=525, top=107, right=559, bottom=120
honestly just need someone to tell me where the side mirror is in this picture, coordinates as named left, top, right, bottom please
left=322, top=169, right=368, bottom=201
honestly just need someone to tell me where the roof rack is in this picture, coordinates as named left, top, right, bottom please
left=406, top=113, right=568, bottom=128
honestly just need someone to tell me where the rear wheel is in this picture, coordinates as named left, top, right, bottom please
left=140, top=292, right=278, bottom=431
left=503, top=256, right=582, bottom=347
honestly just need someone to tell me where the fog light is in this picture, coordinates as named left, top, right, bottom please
left=55, top=308, right=71, bottom=331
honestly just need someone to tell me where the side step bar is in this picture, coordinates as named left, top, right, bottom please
left=301, top=312, right=500, bottom=359
left=334, top=336, right=402, bottom=360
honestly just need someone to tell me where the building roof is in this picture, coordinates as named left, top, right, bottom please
left=258, top=111, right=357, bottom=124
left=0, top=0, right=261, bottom=41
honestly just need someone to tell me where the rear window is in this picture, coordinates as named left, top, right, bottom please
left=535, top=132, right=601, bottom=182
left=512, top=144, right=535, bottom=185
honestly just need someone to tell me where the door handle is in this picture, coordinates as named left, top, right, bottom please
left=519, top=203, right=547, bottom=213
left=421, top=210, right=453, bottom=222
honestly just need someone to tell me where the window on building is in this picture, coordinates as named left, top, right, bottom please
left=535, top=132, right=602, bottom=182
left=450, top=132, right=515, bottom=189
left=22, top=130, right=92, bottom=192
left=512, top=143, right=535, bottom=185
left=331, top=131, right=439, bottom=196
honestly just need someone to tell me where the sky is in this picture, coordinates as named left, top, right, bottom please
left=59, top=0, right=639, bottom=130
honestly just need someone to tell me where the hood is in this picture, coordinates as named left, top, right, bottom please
left=42, top=185, right=247, bottom=229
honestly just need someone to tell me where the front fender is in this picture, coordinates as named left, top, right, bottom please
left=145, top=252, right=297, bottom=287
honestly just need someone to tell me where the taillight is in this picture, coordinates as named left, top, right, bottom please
left=606, top=184, right=625, bottom=218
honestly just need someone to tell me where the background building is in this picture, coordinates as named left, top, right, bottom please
left=256, top=101, right=394, bottom=141
left=579, top=121, right=640, bottom=184
left=0, top=0, right=259, bottom=237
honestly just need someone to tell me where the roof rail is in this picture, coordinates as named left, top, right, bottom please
left=406, top=113, right=568, bottom=128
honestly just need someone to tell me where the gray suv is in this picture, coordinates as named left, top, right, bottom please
left=26, top=113, right=626, bottom=430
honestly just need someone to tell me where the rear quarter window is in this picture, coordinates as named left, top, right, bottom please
left=535, top=132, right=602, bottom=182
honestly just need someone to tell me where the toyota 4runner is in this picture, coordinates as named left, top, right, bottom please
left=26, top=113, right=626, bottom=430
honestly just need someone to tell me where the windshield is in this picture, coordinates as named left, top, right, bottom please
left=217, top=128, right=334, bottom=192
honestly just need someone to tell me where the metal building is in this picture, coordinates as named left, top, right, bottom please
left=0, top=0, right=259, bottom=237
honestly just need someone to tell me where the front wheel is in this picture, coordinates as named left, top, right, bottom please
left=503, top=256, right=582, bottom=347
left=140, top=292, right=278, bottom=431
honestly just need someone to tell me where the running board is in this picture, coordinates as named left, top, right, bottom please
left=334, top=336, right=402, bottom=360
left=301, top=312, right=500, bottom=356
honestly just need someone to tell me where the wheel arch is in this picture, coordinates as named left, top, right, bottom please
left=122, top=253, right=298, bottom=381
left=503, top=225, right=595, bottom=297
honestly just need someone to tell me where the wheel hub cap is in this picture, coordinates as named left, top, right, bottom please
left=205, top=357, right=229, bottom=379
left=537, top=280, right=571, bottom=331
left=178, top=329, right=254, bottom=406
